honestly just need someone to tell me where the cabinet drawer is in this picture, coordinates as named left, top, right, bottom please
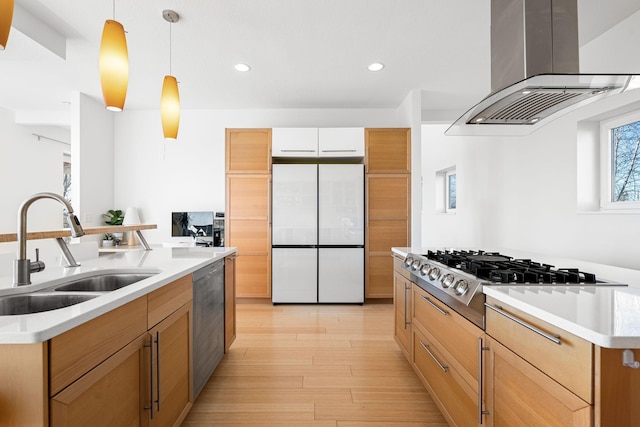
left=412, top=327, right=478, bottom=427
left=413, top=284, right=482, bottom=389
left=148, top=274, right=193, bottom=329
left=49, top=296, right=147, bottom=396
left=485, top=296, right=593, bottom=403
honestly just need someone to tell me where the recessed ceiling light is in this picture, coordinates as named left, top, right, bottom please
left=234, top=63, right=251, bottom=72
left=367, top=62, right=384, bottom=72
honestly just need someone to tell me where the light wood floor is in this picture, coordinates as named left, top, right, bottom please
left=182, top=301, right=448, bottom=427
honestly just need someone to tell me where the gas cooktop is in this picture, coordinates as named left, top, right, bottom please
left=401, top=249, right=627, bottom=329
left=424, top=249, right=606, bottom=285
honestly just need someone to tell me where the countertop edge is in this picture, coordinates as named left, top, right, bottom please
left=0, top=247, right=237, bottom=344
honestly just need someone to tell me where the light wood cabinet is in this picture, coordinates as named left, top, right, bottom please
left=411, top=283, right=483, bottom=427
left=148, top=303, right=192, bottom=427
left=225, top=254, right=237, bottom=352
left=365, top=173, right=410, bottom=298
left=225, top=128, right=271, bottom=173
left=485, top=296, right=592, bottom=403
left=393, top=262, right=412, bottom=361
left=595, top=347, right=640, bottom=427
left=365, top=128, right=411, bottom=173
left=412, top=324, right=479, bottom=427
left=226, top=129, right=272, bottom=299
left=485, top=336, right=591, bottom=427
left=50, top=334, right=147, bottom=427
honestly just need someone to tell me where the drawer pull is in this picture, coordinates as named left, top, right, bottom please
left=420, top=341, right=448, bottom=373
left=421, top=295, right=449, bottom=316
left=485, top=303, right=561, bottom=345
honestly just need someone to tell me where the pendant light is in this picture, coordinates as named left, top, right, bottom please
left=161, top=10, right=180, bottom=140
left=99, top=0, right=129, bottom=111
left=0, top=0, right=14, bottom=50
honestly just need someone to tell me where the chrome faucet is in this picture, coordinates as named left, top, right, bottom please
left=13, top=192, right=85, bottom=286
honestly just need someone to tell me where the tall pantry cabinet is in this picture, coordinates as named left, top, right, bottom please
left=225, top=129, right=272, bottom=298
left=365, top=128, right=411, bottom=299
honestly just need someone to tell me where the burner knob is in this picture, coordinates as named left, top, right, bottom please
left=453, top=280, right=469, bottom=296
left=428, top=267, right=440, bottom=281
left=403, top=256, right=414, bottom=267
left=411, top=259, right=421, bottom=270
left=419, top=264, right=430, bottom=276
left=441, top=274, right=455, bottom=288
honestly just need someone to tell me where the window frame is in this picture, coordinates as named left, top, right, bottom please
left=445, top=169, right=457, bottom=213
left=600, top=110, right=640, bottom=211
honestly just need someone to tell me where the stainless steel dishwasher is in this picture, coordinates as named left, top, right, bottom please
left=192, top=258, right=225, bottom=398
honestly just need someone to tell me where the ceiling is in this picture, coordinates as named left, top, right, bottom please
left=1, top=0, right=639, bottom=118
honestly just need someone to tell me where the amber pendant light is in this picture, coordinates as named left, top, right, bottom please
left=161, top=10, right=180, bottom=139
left=99, top=1, right=129, bottom=111
left=0, top=0, right=14, bottom=50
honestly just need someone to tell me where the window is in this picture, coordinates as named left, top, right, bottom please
left=601, top=111, right=640, bottom=210
left=436, top=166, right=457, bottom=214
left=446, top=170, right=457, bottom=212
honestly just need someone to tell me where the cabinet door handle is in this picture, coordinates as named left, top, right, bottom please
left=144, top=335, right=155, bottom=419
left=420, top=294, right=449, bottom=316
left=403, top=283, right=409, bottom=329
left=155, top=331, right=161, bottom=412
left=420, top=341, right=448, bottom=373
left=477, top=337, right=490, bottom=423
left=320, top=149, right=357, bottom=153
left=281, top=149, right=316, bottom=152
left=485, top=303, right=561, bottom=345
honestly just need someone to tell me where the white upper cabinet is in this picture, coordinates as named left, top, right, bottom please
left=318, top=127, right=364, bottom=157
left=272, top=128, right=318, bottom=157
left=272, top=127, right=364, bottom=158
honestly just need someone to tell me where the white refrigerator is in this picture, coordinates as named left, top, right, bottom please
left=271, top=163, right=364, bottom=303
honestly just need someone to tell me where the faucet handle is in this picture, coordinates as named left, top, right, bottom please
left=30, top=248, right=46, bottom=273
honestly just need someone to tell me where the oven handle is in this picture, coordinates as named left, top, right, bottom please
left=420, top=294, right=449, bottom=316
left=419, top=341, right=448, bottom=373
left=485, top=303, right=561, bottom=345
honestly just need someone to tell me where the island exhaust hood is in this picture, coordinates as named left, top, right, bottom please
left=445, top=0, right=638, bottom=136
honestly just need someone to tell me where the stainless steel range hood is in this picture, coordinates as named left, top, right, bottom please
left=445, top=0, right=638, bottom=136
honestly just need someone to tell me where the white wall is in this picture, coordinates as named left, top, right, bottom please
left=420, top=10, right=640, bottom=270
left=114, top=107, right=412, bottom=244
left=0, top=107, right=70, bottom=262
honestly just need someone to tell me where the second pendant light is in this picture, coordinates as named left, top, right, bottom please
left=161, top=10, right=180, bottom=140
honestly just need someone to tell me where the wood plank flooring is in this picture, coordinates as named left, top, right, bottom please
left=182, top=301, right=448, bottom=427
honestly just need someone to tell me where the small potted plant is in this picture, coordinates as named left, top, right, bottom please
left=102, top=233, right=114, bottom=247
left=103, top=209, right=125, bottom=225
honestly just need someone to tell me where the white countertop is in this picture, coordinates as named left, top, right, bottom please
left=392, top=247, right=640, bottom=348
left=0, top=246, right=237, bottom=344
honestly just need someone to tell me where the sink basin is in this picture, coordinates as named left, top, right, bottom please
left=52, top=273, right=157, bottom=292
left=0, top=293, right=99, bottom=316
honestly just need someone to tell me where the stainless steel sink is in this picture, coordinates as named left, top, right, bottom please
left=52, top=273, right=157, bottom=292
left=0, top=293, right=99, bottom=316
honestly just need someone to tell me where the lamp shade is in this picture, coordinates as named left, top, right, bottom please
left=0, top=0, right=14, bottom=50
left=161, top=75, right=180, bottom=139
left=99, top=19, right=129, bottom=111
left=122, top=207, right=141, bottom=225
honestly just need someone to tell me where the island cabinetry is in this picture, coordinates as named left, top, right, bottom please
left=411, top=284, right=482, bottom=427
left=49, top=275, right=192, bottom=427
left=226, top=128, right=272, bottom=298
left=393, top=256, right=412, bottom=361
left=365, top=128, right=410, bottom=299
left=484, top=296, right=592, bottom=427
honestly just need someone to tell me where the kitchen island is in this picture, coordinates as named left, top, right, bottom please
left=392, top=246, right=640, bottom=427
left=0, top=246, right=237, bottom=426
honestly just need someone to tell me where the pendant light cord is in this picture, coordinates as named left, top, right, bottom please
left=112, top=0, right=116, bottom=19
left=169, top=22, right=172, bottom=75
